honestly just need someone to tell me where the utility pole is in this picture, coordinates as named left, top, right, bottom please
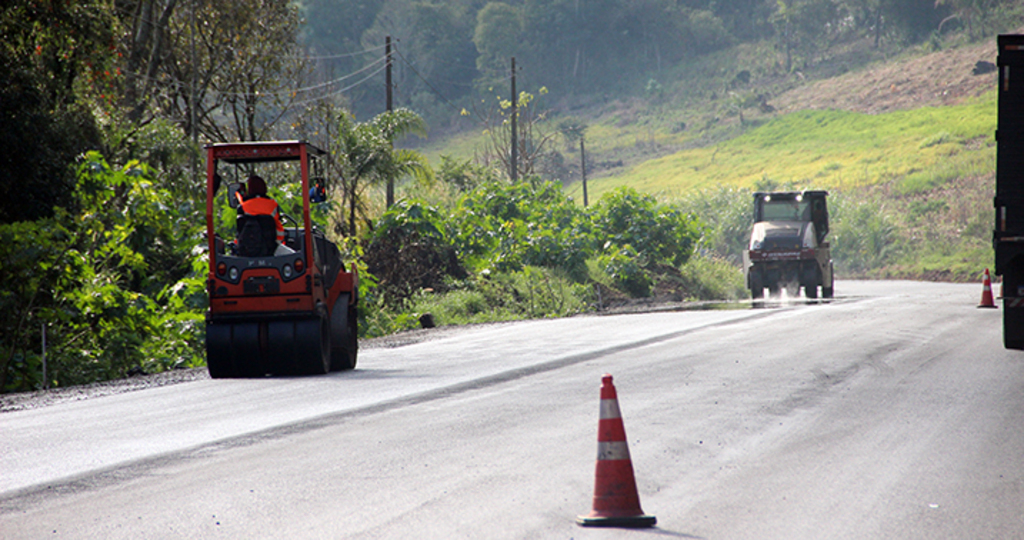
left=189, top=0, right=198, bottom=185
left=510, top=57, right=518, bottom=182
left=41, top=323, right=48, bottom=390
left=580, top=137, right=588, bottom=207
left=385, top=35, right=395, bottom=207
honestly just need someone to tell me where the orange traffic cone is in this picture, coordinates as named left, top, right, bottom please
left=979, top=268, right=997, bottom=309
left=577, top=374, right=656, bottom=528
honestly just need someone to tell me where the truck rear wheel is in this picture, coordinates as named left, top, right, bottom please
left=805, top=284, right=818, bottom=298
left=822, top=263, right=834, bottom=298
left=749, top=272, right=764, bottom=299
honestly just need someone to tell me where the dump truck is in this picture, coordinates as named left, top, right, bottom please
left=995, top=35, right=1024, bottom=349
left=204, top=141, right=358, bottom=377
left=743, top=190, right=834, bottom=299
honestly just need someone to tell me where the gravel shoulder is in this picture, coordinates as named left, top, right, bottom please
left=0, top=321, right=517, bottom=414
left=0, top=298, right=731, bottom=414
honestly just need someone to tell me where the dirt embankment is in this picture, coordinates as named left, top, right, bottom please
left=773, top=39, right=999, bottom=115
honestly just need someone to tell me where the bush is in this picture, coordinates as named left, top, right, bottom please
left=677, top=186, right=752, bottom=264
left=597, top=245, right=652, bottom=298
left=407, top=266, right=590, bottom=325
left=364, top=201, right=467, bottom=302
left=449, top=178, right=591, bottom=278
left=591, top=187, right=700, bottom=268
left=1, top=153, right=204, bottom=392
left=678, top=253, right=747, bottom=300
left=829, top=193, right=901, bottom=275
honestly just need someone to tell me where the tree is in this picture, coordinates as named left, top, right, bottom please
left=476, top=87, right=559, bottom=181
left=404, top=3, right=479, bottom=104
left=331, top=108, right=431, bottom=236
left=770, top=0, right=846, bottom=72
left=162, top=0, right=312, bottom=142
left=0, top=0, right=110, bottom=222
left=120, top=0, right=180, bottom=123
left=473, top=2, right=523, bottom=85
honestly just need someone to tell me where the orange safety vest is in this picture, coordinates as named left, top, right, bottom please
left=240, top=196, right=285, bottom=244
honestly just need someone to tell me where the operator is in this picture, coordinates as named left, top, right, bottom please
left=310, top=180, right=327, bottom=203
left=238, top=175, right=290, bottom=253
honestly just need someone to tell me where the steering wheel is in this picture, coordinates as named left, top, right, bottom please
left=280, top=211, right=302, bottom=243
left=280, top=212, right=299, bottom=230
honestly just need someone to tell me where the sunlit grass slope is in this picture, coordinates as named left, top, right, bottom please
left=585, top=92, right=996, bottom=200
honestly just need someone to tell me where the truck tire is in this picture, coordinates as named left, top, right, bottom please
left=805, top=284, right=818, bottom=298
left=822, top=263, right=834, bottom=298
left=750, top=272, right=764, bottom=299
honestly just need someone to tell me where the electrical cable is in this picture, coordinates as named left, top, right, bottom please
left=394, top=48, right=481, bottom=122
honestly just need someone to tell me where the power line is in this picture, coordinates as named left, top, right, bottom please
left=287, top=62, right=389, bottom=107
left=290, top=43, right=388, bottom=61
left=393, top=48, right=482, bottom=123
left=122, top=52, right=388, bottom=102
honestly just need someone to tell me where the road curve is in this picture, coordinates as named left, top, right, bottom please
left=2, top=280, right=1021, bottom=539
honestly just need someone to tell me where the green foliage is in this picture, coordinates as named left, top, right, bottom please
left=590, top=187, right=700, bottom=268
left=408, top=266, right=590, bottom=325
left=1, top=153, right=204, bottom=392
left=331, top=108, right=431, bottom=236
left=449, top=178, right=590, bottom=278
left=677, top=186, right=752, bottom=264
left=437, top=155, right=500, bottom=193
left=829, top=192, right=901, bottom=274
left=597, top=245, right=651, bottom=297
left=677, top=253, right=747, bottom=301
left=0, top=55, right=103, bottom=223
left=361, top=179, right=707, bottom=336
left=473, top=2, right=523, bottom=81
left=364, top=200, right=466, bottom=302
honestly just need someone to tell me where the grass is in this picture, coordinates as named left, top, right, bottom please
left=584, top=92, right=996, bottom=201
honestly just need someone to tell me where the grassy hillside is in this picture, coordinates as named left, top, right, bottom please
left=586, top=94, right=995, bottom=200
left=416, top=34, right=1008, bottom=283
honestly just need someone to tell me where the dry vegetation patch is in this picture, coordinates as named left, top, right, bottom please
left=772, top=40, right=999, bottom=115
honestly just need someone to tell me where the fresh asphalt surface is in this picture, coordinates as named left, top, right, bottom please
left=2, top=280, right=1022, bottom=539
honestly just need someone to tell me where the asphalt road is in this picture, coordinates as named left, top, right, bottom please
left=2, top=280, right=1021, bottom=539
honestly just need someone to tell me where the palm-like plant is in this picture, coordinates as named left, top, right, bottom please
left=332, top=108, right=431, bottom=236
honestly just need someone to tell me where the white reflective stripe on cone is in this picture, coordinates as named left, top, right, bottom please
left=600, top=399, right=622, bottom=419
left=597, top=441, right=632, bottom=460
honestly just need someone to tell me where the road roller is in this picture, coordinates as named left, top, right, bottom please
left=204, top=141, right=358, bottom=377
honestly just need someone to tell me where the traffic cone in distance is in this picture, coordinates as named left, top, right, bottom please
left=979, top=268, right=997, bottom=309
left=577, top=374, right=656, bottom=528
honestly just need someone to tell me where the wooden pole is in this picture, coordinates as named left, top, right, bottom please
left=510, top=57, right=518, bottom=182
left=581, top=137, right=588, bottom=207
left=385, top=36, right=395, bottom=207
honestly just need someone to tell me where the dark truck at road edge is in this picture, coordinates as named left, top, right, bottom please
left=995, top=35, right=1024, bottom=349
